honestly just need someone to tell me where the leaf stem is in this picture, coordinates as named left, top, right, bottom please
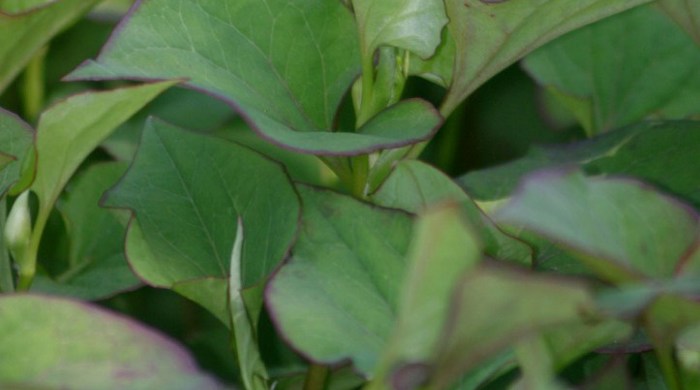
left=356, top=52, right=376, bottom=128
left=303, top=364, right=329, bottom=390
left=16, top=206, right=49, bottom=292
left=350, top=155, right=369, bottom=199
left=0, top=200, right=15, bottom=292
left=21, top=46, right=48, bottom=123
left=656, top=345, right=682, bottom=390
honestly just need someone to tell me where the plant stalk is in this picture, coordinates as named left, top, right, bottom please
left=356, top=52, right=376, bottom=128
left=21, top=46, right=48, bottom=123
left=656, top=344, right=682, bottom=390
left=303, top=364, right=329, bottom=390
left=16, top=207, right=49, bottom=292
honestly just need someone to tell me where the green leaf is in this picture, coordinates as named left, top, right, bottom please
left=32, top=81, right=177, bottom=215
left=0, top=152, right=11, bottom=170
left=266, top=186, right=413, bottom=376
left=352, top=0, right=447, bottom=59
left=106, top=118, right=299, bottom=290
left=0, top=294, right=222, bottom=389
left=228, top=218, right=268, bottom=389
left=439, top=0, right=652, bottom=115
left=659, top=0, right=700, bottom=45
left=408, top=28, right=455, bottom=88
left=372, top=160, right=532, bottom=265
left=523, top=5, right=700, bottom=135
left=0, top=0, right=53, bottom=13
left=0, top=108, right=34, bottom=197
left=103, top=88, right=234, bottom=161
left=67, top=0, right=442, bottom=155
left=458, top=121, right=700, bottom=207
left=30, top=162, right=140, bottom=300
left=495, top=170, right=700, bottom=283
left=370, top=203, right=482, bottom=389
left=542, top=320, right=633, bottom=370
left=427, top=263, right=593, bottom=389
left=0, top=0, right=100, bottom=93
left=106, top=119, right=300, bottom=385
left=104, top=117, right=300, bottom=380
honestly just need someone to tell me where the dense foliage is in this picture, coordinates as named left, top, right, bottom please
left=1, top=0, right=700, bottom=389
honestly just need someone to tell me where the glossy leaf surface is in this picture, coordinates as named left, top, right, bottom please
left=67, top=0, right=442, bottom=155
left=0, top=294, right=222, bottom=389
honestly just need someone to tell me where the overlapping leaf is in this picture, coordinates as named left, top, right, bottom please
left=427, top=263, right=593, bottom=389
left=0, top=295, right=222, bottom=389
left=266, top=186, right=413, bottom=376
left=31, top=163, right=139, bottom=300
left=104, top=118, right=300, bottom=318
left=0, top=108, right=33, bottom=197
left=0, top=0, right=100, bottom=93
left=495, top=170, right=700, bottom=282
left=458, top=121, right=700, bottom=207
left=523, top=5, right=700, bottom=134
left=352, top=0, right=447, bottom=59
left=437, top=0, right=652, bottom=115
left=372, top=160, right=531, bottom=265
left=31, top=81, right=177, bottom=216
left=369, top=204, right=482, bottom=388
left=67, top=0, right=442, bottom=155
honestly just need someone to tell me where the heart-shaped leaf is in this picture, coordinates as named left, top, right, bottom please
left=67, top=0, right=442, bottom=155
left=105, top=118, right=299, bottom=292
left=495, top=170, right=700, bottom=282
left=0, top=0, right=100, bottom=93
left=30, top=162, right=140, bottom=300
left=523, top=5, right=700, bottom=135
left=0, top=108, right=33, bottom=197
left=437, top=0, right=652, bottom=115
left=266, top=186, right=413, bottom=376
left=0, top=294, right=222, bottom=389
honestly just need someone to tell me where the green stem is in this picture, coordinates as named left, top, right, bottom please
left=303, top=364, right=329, bottom=390
left=356, top=53, right=376, bottom=127
left=16, top=208, right=49, bottom=292
left=0, top=200, right=15, bottom=292
left=350, top=155, right=369, bottom=199
left=656, top=345, right=682, bottom=390
left=21, top=46, right=47, bottom=123
left=320, top=156, right=355, bottom=192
